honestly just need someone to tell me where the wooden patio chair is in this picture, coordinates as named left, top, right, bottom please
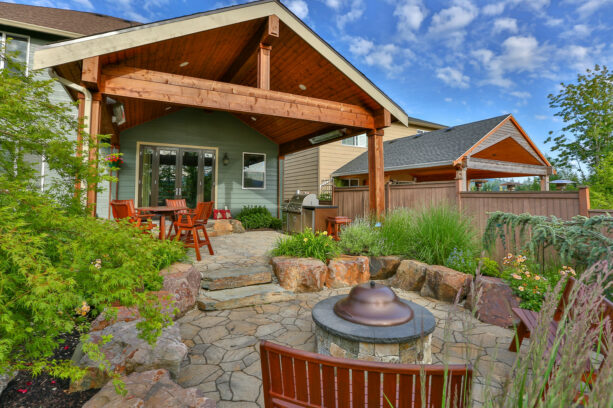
left=166, top=198, right=189, bottom=237
left=172, top=201, right=214, bottom=261
left=110, top=199, right=155, bottom=233
left=509, top=276, right=613, bottom=386
left=260, top=340, right=473, bottom=408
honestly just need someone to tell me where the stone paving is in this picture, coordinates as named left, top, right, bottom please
left=177, top=287, right=517, bottom=407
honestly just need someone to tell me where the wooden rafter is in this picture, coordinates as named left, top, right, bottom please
left=278, top=127, right=364, bottom=156
left=99, top=65, right=375, bottom=129
left=81, top=56, right=101, bottom=90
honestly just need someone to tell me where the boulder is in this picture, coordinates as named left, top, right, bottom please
left=420, top=265, right=472, bottom=303
left=369, top=256, right=402, bottom=280
left=211, top=220, right=233, bottom=236
left=392, top=260, right=428, bottom=291
left=465, top=276, right=520, bottom=328
left=271, top=257, right=328, bottom=292
left=82, top=369, right=216, bottom=408
left=326, top=256, right=370, bottom=289
left=160, top=263, right=201, bottom=317
left=229, top=219, right=245, bottom=233
left=70, top=320, right=187, bottom=392
left=0, top=371, right=15, bottom=398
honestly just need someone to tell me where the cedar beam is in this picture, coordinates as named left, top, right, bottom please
left=100, top=65, right=375, bottom=129
left=82, top=56, right=101, bottom=90
left=86, top=93, right=103, bottom=217
left=368, top=129, right=385, bottom=217
left=374, top=109, right=391, bottom=129
left=257, top=44, right=272, bottom=90
left=279, top=127, right=364, bottom=157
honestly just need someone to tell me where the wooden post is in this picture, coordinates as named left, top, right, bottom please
left=540, top=175, right=550, bottom=191
left=578, top=186, right=590, bottom=217
left=257, top=44, right=272, bottom=90
left=86, top=93, right=103, bottom=217
left=75, top=94, right=86, bottom=195
left=367, top=129, right=385, bottom=217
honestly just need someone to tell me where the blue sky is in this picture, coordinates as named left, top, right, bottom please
left=12, top=0, right=613, bottom=158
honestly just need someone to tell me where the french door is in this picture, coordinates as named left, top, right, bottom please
left=138, top=145, right=215, bottom=208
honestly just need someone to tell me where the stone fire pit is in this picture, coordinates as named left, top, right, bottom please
left=312, top=282, right=436, bottom=364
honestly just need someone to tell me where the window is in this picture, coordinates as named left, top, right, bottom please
left=341, top=133, right=367, bottom=147
left=337, top=179, right=360, bottom=187
left=1, top=32, right=29, bottom=73
left=243, top=153, right=266, bottom=189
left=416, top=129, right=427, bottom=134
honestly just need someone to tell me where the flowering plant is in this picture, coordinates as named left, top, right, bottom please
left=271, top=228, right=340, bottom=262
left=502, top=253, right=552, bottom=311
left=105, top=152, right=123, bottom=170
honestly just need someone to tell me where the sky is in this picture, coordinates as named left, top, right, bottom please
left=9, top=0, right=613, bottom=158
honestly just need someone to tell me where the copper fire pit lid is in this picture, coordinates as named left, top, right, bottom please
left=333, top=281, right=414, bottom=326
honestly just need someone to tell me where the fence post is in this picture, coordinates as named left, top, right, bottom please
left=578, top=186, right=590, bottom=216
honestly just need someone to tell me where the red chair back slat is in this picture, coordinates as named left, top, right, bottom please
left=260, top=341, right=472, bottom=408
left=111, top=199, right=136, bottom=219
left=166, top=198, right=187, bottom=209
left=195, top=201, right=214, bottom=222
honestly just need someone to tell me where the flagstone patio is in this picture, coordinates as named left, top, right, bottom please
left=179, top=231, right=517, bottom=407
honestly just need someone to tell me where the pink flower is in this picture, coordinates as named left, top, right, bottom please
left=17, top=389, right=28, bottom=394
left=51, top=380, right=56, bottom=384
left=26, top=381, right=32, bottom=386
left=63, top=346, right=69, bottom=350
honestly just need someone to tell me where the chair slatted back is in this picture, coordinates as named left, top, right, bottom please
left=111, top=200, right=135, bottom=219
left=260, top=341, right=472, bottom=408
left=166, top=199, right=188, bottom=213
left=195, top=201, right=214, bottom=223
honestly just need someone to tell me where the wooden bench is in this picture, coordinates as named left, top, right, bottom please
left=260, top=341, right=472, bottom=408
left=509, top=276, right=613, bottom=382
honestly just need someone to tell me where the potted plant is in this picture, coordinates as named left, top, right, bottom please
left=105, top=152, right=123, bottom=171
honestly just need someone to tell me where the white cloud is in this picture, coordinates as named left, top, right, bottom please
left=394, top=0, right=428, bottom=40
left=346, top=36, right=406, bottom=76
left=285, top=0, right=309, bottom=19
left=444, top=97, right=453, bottom=102
left=72, top=0, right=94, bottom=10
left=510, top=91, right=531, bottom=98
left=429, top=0, right=479, bottom=34
left=482, top=2, right=505, bottom=15
left=436, top=66, right=470, bottom=88
left=534, top=115, right=548, bottom=120
left=348, top=36, right=374, bottom=56
left=337, top=0, right=366, bottom=29
left=560, top=24, right=593, bottom=38
left=323, top=0, right=343, bottom=9
left=575, top=0, right=613, bottom=18
left=492, top=18, right=518, bottom=34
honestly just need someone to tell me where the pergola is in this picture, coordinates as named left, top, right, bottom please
left=33, top=0, right=407, bottom=216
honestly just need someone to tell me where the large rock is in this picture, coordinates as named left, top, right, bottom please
left=420, top=265, right=472, bottom=303
left=466, top=276, right=520, bottom=328
left=272, top=256, right=328, bottom=292
left=211, top=219, right=233, bottom=236
left=369, top=256, right=402, bottom=280
left=82, top=369, right=216, bottom=408
left=392, top=260, right=428, bottom=291
left=0, top=371, right=15, bottom=398
left=70, top=320, right=187, bottom=392
left=160, top=263, right=201, bottom=317
left=326, top=256, right=370, bottom=289
left=229, top=219, right=245, bottom=234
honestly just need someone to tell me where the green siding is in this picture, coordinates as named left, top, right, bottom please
left=118, top=109, right=279, bottom=215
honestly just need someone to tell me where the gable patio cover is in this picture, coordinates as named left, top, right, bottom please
left=33, top=0, right=405, bottom=215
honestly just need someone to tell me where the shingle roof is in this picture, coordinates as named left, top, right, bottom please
left=0, top=2, right=140, bottom=37
left=332, top=114, right=511, bottom=176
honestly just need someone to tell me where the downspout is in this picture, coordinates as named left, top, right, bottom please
left=48, top=68, right=92, bottom=202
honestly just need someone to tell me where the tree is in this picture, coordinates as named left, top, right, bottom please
left=546, top=65, right=612, bottom=177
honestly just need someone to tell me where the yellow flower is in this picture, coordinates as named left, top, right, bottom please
left=512, top=273, right=522, bottom=280
left=518, top=286, right=524, bottom=291
left=322, top=231, right=328, bottom=236
left=77, top=301, right=90, bottom=316
left=303, top=238, right=308, bottom=242
left=524, top=271, right=531, bottom=278
left=534, top=275, right=541, bottom=281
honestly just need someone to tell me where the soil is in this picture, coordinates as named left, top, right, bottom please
left=0, top=331, right=99, bottom=408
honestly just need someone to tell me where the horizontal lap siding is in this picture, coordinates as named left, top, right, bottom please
left=117, top=109, right=278, bottom=215
left=283, top=147, right=319, bottom=200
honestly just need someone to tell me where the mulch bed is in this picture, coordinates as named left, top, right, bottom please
left=0, top=331, right=99, bottom=408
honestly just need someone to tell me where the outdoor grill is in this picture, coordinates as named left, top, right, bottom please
left=282, top=191, right=339, bottom=233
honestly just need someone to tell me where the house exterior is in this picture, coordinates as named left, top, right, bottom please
left=332, top=114, right=554, bottom=190
left=283, top=117, right=445, bottom=200
left=32, top=0, right=408, bottom=218
left=0, top=2, right=138, bottom=216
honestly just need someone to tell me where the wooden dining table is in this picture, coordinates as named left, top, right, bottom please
left=138, top=206, right=189, bottom=240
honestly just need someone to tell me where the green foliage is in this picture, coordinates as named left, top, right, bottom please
left=589, top=151, right=613, bottom=209
left=235, top=205, right=282, bottom=230
left=338, top=218, right=385, bottom=256
left=478, top=257, right=502, bottom=277
left=484, top=211, right=613, bottom=269
left=0, top=182, right=185, bottom=381
left=271, top=229, right=340, bottom=262
left=318, top=192, right=332, bottom=202
left=444, top=249, right=501, bottom=277
left=378, top=208, right=414, bottom=257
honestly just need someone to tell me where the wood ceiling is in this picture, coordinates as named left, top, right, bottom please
left=55, top=17, right=385, bottom=146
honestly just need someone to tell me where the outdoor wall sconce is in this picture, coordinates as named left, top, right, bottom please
left=222, top=153, right=230, bottom=166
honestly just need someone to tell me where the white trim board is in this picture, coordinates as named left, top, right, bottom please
left=32, top=0, right=408, bottom=126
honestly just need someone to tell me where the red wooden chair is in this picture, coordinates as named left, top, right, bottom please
left=166, top=199, right=189, bottom=237
left=172, top=201, right=214, bottom=261
left=260, top=341, right=473, bottom=408
left=110, top=199, right=155, bottom=233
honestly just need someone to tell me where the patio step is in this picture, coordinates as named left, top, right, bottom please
left=201, top=265, right=272, bottom=291
left=197, top=284, right=295, bottom=311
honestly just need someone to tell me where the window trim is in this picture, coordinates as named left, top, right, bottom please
left=242, top=152, right=267, bottom=190
left=341, top=133, right=367, bottom=148
left=0, top=31, right=31, bottom=74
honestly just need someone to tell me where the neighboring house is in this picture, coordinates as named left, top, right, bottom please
left=332, top=114, right=554, bottom=190
left=32, top=0, right=408, bottom=218
left=283, top=117, right=445, bottom=200
left=0, top=2, right=139, bottom=216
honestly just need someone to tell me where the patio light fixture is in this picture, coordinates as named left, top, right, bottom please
left=298, top=84, right=307, bottom=90
left=309, top=128, right=347, bottom=145
left=180, top=61, right=189, bottom=67
left=222, top=153, right=230, bottom=166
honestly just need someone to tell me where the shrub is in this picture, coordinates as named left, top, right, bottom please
left=477, top=257, right=501, bottom=277
left=445, top=250, right=501, bottom=276
left=318, top=192, right=332, bottom=202
left=338, top=218, right=385, bottom=256
left=271, top=229, right=340, bottom=262
left=408, top=204, right=478, bottom=265
left=235, top=205, right=282, bottom=230
left=0, top=183, right=185, bottom=384
left=379, top=208, right=415, bottom=256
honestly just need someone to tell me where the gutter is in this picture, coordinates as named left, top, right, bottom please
left=332, top=160, right=455, bottom=178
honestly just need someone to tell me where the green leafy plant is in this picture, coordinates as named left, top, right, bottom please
left=478, top=257, right=501, bottom=277
left=318, top=192, right=332, bottom=201
left=235, top=205, right=282, bottom=230
left=271, top=229, right=340, bottom=262
left=500, top=253, right=558, bottom=311
left=339, top=218, right=385, bottom=256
